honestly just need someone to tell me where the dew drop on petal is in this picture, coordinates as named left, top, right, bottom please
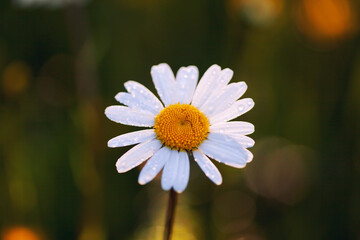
left=238, top=105, right=245, bottom=112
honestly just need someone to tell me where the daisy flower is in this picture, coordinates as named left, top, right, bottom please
left=105, top=64, right=255, bottom=193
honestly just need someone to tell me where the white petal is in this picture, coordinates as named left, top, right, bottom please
left=194, top=68, right=233, bottom=110
left=161, top=150, right=179, bottom=191
left=105, top=106, right=155, bottom=127
left=245, top=148, right=254, bottom=163
left=108, top=129, right=156, bottom=148
left=115, top=92, right=148, bottom=114
left=198, top=133, right=250, bottom=168
left=138, top=147, right=171, bottom=185
left=209, top=98, right=255, bottom=124
left=201, top=82, right=247, bottom=116
left=123, top=81, right=164, bottom=115
left=224, top=134, right=255, bottom=148
left=114, top=92, right=155, bottom=115
left=201, top=68, right=233, bottom=104
left=151, top=63, right=177, bottom=107
left=193, top=150, right=222, bottom=185
left=115, top=92, right=133, bottom=106
left=191, top=64, right=221, bottom=108
left=210, top=121, right=255, bottom=135
left=116, top=139, right=162, bottom=173
left=174, top=66, right=199, bottom=104
left=173, top=151, right=190, bottom=193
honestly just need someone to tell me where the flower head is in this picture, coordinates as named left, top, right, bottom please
left=105, top=64, right=255, bottom=193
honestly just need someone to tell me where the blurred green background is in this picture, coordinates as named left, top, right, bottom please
left=1, top=0, right=360, bottom=239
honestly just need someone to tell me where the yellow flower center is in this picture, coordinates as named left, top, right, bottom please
left=154, top=103, right=210, bottom=151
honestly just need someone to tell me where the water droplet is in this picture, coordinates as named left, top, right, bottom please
left=238, top=105, right=245, bottom=112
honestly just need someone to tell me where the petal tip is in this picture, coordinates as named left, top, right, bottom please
left=210, top=64, right=221, bottom=68
left=161, top=185, right=171, bottom=191
left=239, top=81, right=248, bottom=88
left=138, top=178, right=146, bottom=185
left=123, top=81, right=133, bottom=89
left=246, top=150, right=254, bottom=163
left=104, top=106, right=114, bottom=117
left=114, top=92, right=124, bottom=102
left=116, top=166, right=125, bottom=173
left=174, top=188, right=184, bottom=193
left=223, top=68, right=233, bottom=74
left=248, top=98, right=255, bottom=106
left=107, top=140, right=115, bottom=148
left=116, top=159, right=129, bottom=173
left=151, top=63, right=170, bottom=73
left=215, top=179, right=223, bottom=185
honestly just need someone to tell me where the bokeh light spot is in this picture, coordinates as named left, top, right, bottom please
left=227, top=0, right=283, bottom=25
left=2, top=61, right=30, bottom=97
left=296, top=0, right=357, bottom=44
left=244, top=137, right=314, bottom=205
left=2, top=227, right=41, bottom=240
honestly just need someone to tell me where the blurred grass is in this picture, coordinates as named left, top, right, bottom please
left=0, top=0, right=360, bottom=239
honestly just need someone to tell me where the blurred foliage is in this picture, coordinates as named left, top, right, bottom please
left=0, top=0, right=360, bottom=239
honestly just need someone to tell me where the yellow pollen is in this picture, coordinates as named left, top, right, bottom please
left=154, top=103, right=210, bottom=151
